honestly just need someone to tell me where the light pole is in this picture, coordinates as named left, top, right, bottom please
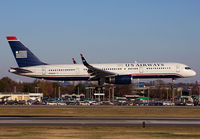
left=198, top=86, right=200, bottom=101
left=166, top=88, right=169, bottom=100
left=112, top=85, right=115, bottom=102
left=148, top=87, right=150, bottom=102
left=35, top=87, right=39, bottom=93
left=14, top=86, right=16, bottom=93
left=58, top=86, right=61, bottom=98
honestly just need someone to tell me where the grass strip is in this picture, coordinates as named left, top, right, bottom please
left=0, top=106, right=200, bottom=117
left=0, top=126, right=200, bottom=139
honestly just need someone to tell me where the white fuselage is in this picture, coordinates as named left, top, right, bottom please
left=12, top=62, right=196, bottom=81
left=7, top=36, right=197, bottom=84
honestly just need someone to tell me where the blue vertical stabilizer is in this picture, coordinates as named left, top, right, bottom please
left=7, top=36, right=47, bottom=67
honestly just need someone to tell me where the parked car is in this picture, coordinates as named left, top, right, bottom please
left=0, top=101, right=5, bottom=105
left=18, top=100, right=26, bottom=105
left=163, top=101, right=175, bottom=106
left=5, top=100, right=17, bottom=105
left=57, top=101, right=67, bottom=105
left=47, top=101, right=58, bottom=105
left=66, top=101, right=79, bottom=105
left=185, top=101, right=194, bottom=106
left=79, top=101, right=90, bottom=106
left=100, top=101, right=114, bottom=105
left=88, top=101, right=99, bottom=105
left=175, top=101, right=185, bottom=106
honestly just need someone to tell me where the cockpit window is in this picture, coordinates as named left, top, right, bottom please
left=185, top=67, right=191, bottom=70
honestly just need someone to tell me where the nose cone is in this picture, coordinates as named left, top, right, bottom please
left=191, top=70, right=197, bottom=77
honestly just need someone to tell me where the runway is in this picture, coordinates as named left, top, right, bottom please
left=0, top=116, right=200, bottom=126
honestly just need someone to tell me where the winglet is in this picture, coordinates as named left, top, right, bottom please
left=72, top=58, right=77, bottom=64
left=80, top=53, right=89, bottom=66
left=7, top=36, right=19, bottom=41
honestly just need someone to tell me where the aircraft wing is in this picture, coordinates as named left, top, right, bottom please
left=80, top=54, right=116, bottom=79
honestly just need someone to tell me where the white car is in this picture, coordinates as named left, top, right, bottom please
left=57, top=102, right=67, bottom=105
left=79, top=101, right=90, bottom=106
left=88, top=101, right=99, bottom=105
left=47, top=101, right=58, bottom=105
left=163, top=101, right=175, bottom=106
left=185, top=101, right=194, bottom=106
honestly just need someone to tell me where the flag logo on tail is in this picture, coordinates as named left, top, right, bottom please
left=16, top=51, right=27, bottom=58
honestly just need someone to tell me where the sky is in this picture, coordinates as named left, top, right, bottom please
left=0, top=0, right=199, bottom=83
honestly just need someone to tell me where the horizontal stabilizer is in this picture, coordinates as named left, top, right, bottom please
left=9, top=67, right=32, bottom=74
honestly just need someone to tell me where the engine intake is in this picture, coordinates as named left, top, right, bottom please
left=105, top=75, right=132, bottom=84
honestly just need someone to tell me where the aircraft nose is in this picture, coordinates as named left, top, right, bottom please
left=192, top=70, right=197, bottom=76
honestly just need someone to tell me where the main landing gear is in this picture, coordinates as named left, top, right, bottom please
left=96, top=79, right=115, bottom=102
left=171, top=78, right=176, bottom=103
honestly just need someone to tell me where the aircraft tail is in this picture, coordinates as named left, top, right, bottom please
left=7, top=36, right=47, bottom=67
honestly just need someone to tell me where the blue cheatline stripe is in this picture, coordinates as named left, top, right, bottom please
left=132, top=75, right=182, bottom=79
left=24, top=74, right=182, bottom=81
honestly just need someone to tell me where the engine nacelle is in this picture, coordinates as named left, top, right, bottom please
left=105, top=75, right=132, bottom=84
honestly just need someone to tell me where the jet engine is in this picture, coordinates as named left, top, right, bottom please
left=105, top=75, right=132, bottom=84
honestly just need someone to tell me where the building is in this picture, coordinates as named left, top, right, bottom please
left=62, top=93, right=85, bottom=101
left=29, top=93, right=43, bottom=101
left=0, top=92, right=43, bottom=101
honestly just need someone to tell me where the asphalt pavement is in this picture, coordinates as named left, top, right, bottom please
left=0, top=116, right=200, bottom=126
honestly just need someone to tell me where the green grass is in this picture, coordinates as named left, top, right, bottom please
left=1, top=106, right=200, bottom=138
left=0, top=106, right=200, bottom=117
left=0, top=126, right=200, bottom=139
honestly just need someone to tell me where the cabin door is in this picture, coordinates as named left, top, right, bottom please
left=139, top=66, right=143, bottom=73
left=76, top=67, right=80, bottom=74
left=42, top=67, right=46, bottom=75
left=176, top=65, right=180, bottom=73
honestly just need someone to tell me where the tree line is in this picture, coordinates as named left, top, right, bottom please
left=0, top=77, right=198, bottom=98
left=0, top=77, right=133, bottom=98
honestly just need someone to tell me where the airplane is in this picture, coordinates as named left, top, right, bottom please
left=7, top=36, right=196, bottom=85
